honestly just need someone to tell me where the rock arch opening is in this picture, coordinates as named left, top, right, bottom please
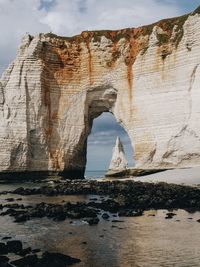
left=62, top=85, right=135, bottom=179
left=85, top=112, right=134, bottom=178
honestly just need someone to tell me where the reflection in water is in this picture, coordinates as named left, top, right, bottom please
left=0, top=188, right=200, bottom=266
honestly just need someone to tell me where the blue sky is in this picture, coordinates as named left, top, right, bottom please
left=0, top=0, right=199, bottom=171
left=86, top=113, right=134, bottom=171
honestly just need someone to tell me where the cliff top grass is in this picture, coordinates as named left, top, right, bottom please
left=44, top=5, right=200, bottom=48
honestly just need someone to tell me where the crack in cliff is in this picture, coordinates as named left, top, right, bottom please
left=24, top=76, right=31, bottom=168
left=85, top=37, right=93, bottom=86
left=185, top=64, right=199, bottom=127
left=18, top=61, right=25, bottom=87
left=148, top=144, right=157, bottom=163
left=189, top=64, right=199, bottom=93
left=0, top=82, right=5, bottom=105
left=0, top=62, right=14, bottom=89
left=177, top=153, right=200, bottom=165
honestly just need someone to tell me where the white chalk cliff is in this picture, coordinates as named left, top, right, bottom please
left=0, top=7, right=200, bottom=178
left=109, top=137, right=128, bottom=171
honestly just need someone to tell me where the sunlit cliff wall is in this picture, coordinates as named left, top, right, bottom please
left=0, top=7, right=200, bottom=178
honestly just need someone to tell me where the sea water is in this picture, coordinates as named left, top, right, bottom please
left=1, top=168, right=200, bottom=266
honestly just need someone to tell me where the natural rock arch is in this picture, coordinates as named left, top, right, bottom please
left=59, top=85, right=133, bottom=178
left=1, top=7, right=200, bottom=178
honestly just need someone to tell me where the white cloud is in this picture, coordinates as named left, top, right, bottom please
left=40, top=0, right=181, bottom=36
left=0, top=0, right=49, bottom=73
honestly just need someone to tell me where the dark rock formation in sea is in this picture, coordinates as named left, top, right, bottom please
left=0, top=237, right=81, bottom=267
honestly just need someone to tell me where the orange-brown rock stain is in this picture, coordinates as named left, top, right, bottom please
left=81, top=31, right=94, bottom=86
left=42, top=65, right=52, bottom=139
left=122, top=28, right=148, bottom=89
left=154, top=44, right=170, bottom=81
left=124, top=28, right=149, bottom=110
left=53, top=43, right=82, bottom=86
left=104, top=32, right=121, bottom=68
left=85, top=41, right=93, bottom=86
left=49, top=150, right=64, bottom=170
left=49, top=151, right=59, bottom=170
left=40, top=40, right=83, bottom=171
left=44, top=11, right=188, bottom=93
left=134, top=139, right=154, bottom=162
left=107, top=41, right=120, bottom=68
left=153, top=47, right=162, bottom=77
left=44, top=41, right=82, bottom=113
left=134, top=143, right=148, bottom=162
left=134, top=126, right=155, bottom=161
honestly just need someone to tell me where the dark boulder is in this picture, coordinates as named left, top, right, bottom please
left=7, top=240, right=23, bottom=253
left=102, top=213, right=110, bottom=220
left=31, top=249, right=41, bottom=254
left=39, top=252, right=81, bottom=267
left=18, top=247, right=32, bottom=257
left=165, top=212, right=177, bottom=219
left=0, top=255, right=9, bottom=264
left=14, top=214, right=30, bottom=223
left=84, top=217, right=99, bottom=225
left=10, top=254, right=38, bottom=267
left=0, top=243, right=8, bottom=255
left=5, top=198, right=15, bottom=202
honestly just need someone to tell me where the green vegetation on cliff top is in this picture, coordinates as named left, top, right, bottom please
left=45, top=5, right=200, bottom=48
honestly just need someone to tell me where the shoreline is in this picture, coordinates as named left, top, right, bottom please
left=1, top=178, right=200, bottom=266
left=1, top=179, right=200, bottom=211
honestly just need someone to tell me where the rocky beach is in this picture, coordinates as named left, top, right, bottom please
left=1, top=175, right=200, bottom=266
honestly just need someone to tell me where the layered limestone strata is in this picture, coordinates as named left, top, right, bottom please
left=1, top=7, right=200, bottom=178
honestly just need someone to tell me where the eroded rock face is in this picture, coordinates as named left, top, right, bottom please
left=1, top=7, right=200, bottom=178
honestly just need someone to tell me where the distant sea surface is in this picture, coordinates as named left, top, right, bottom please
left=85, top=170, right=106, bottom=179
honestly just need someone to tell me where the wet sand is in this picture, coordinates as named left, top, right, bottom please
left=134, top=167, right=200, bottom=186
